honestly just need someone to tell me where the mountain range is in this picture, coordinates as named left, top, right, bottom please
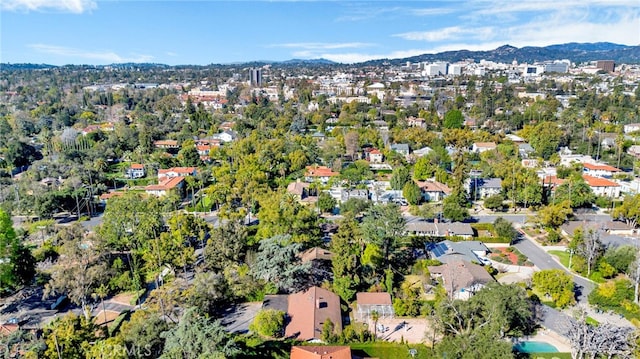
left=2, top=42, right=639, bottom=70
left=365, top=42, right=640, bottom=66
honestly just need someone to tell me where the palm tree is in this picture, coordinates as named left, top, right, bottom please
left=92, top=284, right=109, bottom=330
left=616, top=133, right=625, bottom=169
left=370, top=310, right=380, bottom=341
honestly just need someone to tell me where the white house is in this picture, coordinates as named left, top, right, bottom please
left=582, top=163, right=621, bottom=178
left=582, top=175, right=621, bottom=198
left=471, top=142, right=497, bottom=153
left=125, top=164, right=145, bottom=179
left=158, top=167, right=197, bottom=180
left=624, top=123, right=640, bottom=134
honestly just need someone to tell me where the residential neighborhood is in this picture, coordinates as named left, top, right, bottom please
left=1, top=34, right=640, bottom=359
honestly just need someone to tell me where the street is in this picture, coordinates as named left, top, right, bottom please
left=513, top=233, right=595, bottom=303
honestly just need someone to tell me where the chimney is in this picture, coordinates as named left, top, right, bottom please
left=434, top=217, right=438, bottom=224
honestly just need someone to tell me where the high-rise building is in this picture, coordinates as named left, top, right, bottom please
left=250, top=68, right=262, bottom=87
left=596, top=60, right=615, bottom=73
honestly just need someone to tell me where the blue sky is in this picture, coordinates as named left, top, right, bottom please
left=1, top=0, right=639, bottom=65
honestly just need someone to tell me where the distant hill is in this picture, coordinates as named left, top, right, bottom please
left=2, top=42, right=639, bottom=70
left=362, top=42, right=640, bottom=65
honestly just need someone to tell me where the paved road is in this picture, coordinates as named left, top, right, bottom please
left=513, top=234, right=595, bottom=304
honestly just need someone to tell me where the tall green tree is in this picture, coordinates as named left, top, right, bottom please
left=330, top=215, right=364, bottom=301
left=0, top=209, right=35, bottom=294
left=612, top=194, right=640, bottom=228
left=251, top=234, right=311, bottom=293
left=160, top=308, right=240, bottom=359
left=360, top=204, right=406, bottom=270
left=390, top=166, right=410, bottom=190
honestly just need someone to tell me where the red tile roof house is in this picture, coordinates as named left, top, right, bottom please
left=157, top=167, right=198, bottom=180
left=285, top=286, right=342, bottom=341
left=582, top=162, right=621, bottom=178
left=125, top=163, right=145, bottom=179
left=365, top=148, right=384, bottom=163
left=582, top=175, right=621, bottom=198
left=304, top=166, right=339, bottom=184
left=144, top=176, right=185, bottom=197
left=290, top=346, right=353, bottom=359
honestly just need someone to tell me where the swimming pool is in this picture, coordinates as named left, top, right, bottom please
left=513, top=341, right=558, bottom=353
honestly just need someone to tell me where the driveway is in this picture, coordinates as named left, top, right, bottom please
left=219, top=302, right=263, bottom=334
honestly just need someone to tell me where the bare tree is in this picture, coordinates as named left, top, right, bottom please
left=568, top=308, right=636, bottom=359
left=574, top=229, right=604, bottom=277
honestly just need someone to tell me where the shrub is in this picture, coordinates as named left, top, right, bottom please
left=249, top=309, right=285, bottom=338
left=547, top=229, right=561, bottom=243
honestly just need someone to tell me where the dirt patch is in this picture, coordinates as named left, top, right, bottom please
left=110, top=292, right=136, bottom=306
left=94, top=310, right=120, bottom=326
left=491, top=248, right=519, bottom=265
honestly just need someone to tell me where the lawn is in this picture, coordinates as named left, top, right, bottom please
left=351, top=343, right=433, bottom=359
left=548, top=250, right=570, bottom=268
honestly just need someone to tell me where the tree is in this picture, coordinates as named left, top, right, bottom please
left=412, top=156, right=435, bottom=180
left=554, top=175, right=596, bottom=208
left=612, top=194, right=640, bottom=228
left=567, top=310, right=637, bottom=359
left=249, top=309, right=285, bottom=338
left=538, top=200, right=572, bottom=228
left=360, top=204, right=406, bottom=270
left=340, top=198, right=370, bottom=216
left=161, top=308, right=240, bottom=359
left=256, top=191, right=320, bottom=245
left=204, top=219, right=247, bottom=270
left=493, top=217, right=517, bottom=243
left=402, top=181, right=422, bottom=205
left=330, top=215, right=364, bottom=302
left=45, top=224, right=108, bottom=318
left=186, top=271, right=230, bottom=316
left=483, top=194, right=504, bottom=211
left=177, top=140, right=203, bottom=167
left=118, top=310, right=169, bottom=359
left=434, top=283, right=534, bottom=359
left=571, top=228, right=604, bottom=277
left=0, top=209, right=35, bottom=294
left=443, top=109, right=463, bottom=129
left=42, top=312, right=98, bottom=359
left=532, top=269, right=575, bottom=308
left=318, top=192, right=337, bottom=213
left=527, top=121, right=564, bottom=159
left=389, top=166, right=410, bottom=190
left=251, top=234, right=311, bottom=293
left=442, top=193, right=469, bottom=222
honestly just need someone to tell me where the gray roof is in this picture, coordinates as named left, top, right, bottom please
left=427, top=240, right=489, bottom=264
left=478, top=178, right=502, bottom=189
left=390, top=143, right=410, bottom=153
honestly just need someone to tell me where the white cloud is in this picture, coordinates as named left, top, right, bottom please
left=395, top=26, right=495, bottom=42
left=268, top=42, right=374, bottom=50
left=474, top=0, right=639, bottom=15
left=1, top=0, right=96, bottom=13
left=28, top=44, right=154, bottom=63
left=410, top=7, right=455, bottom=16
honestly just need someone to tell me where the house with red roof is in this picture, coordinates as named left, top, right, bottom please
left=290, top=346, right=353, bottom=359
left=144, top=176, right=185, bottom=197
left=284, top=286, right=342, bottom=341
left=582, top=162, right=621, bottom=178
left=125, top=163, right=145, bottom=179
left=157, top=167, right=197, bottom=180
left=365, top=148, right=384, bottom=163
left=304, top=166, right=339, bottom=184
left=582, top=175, right=620, bottom=198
